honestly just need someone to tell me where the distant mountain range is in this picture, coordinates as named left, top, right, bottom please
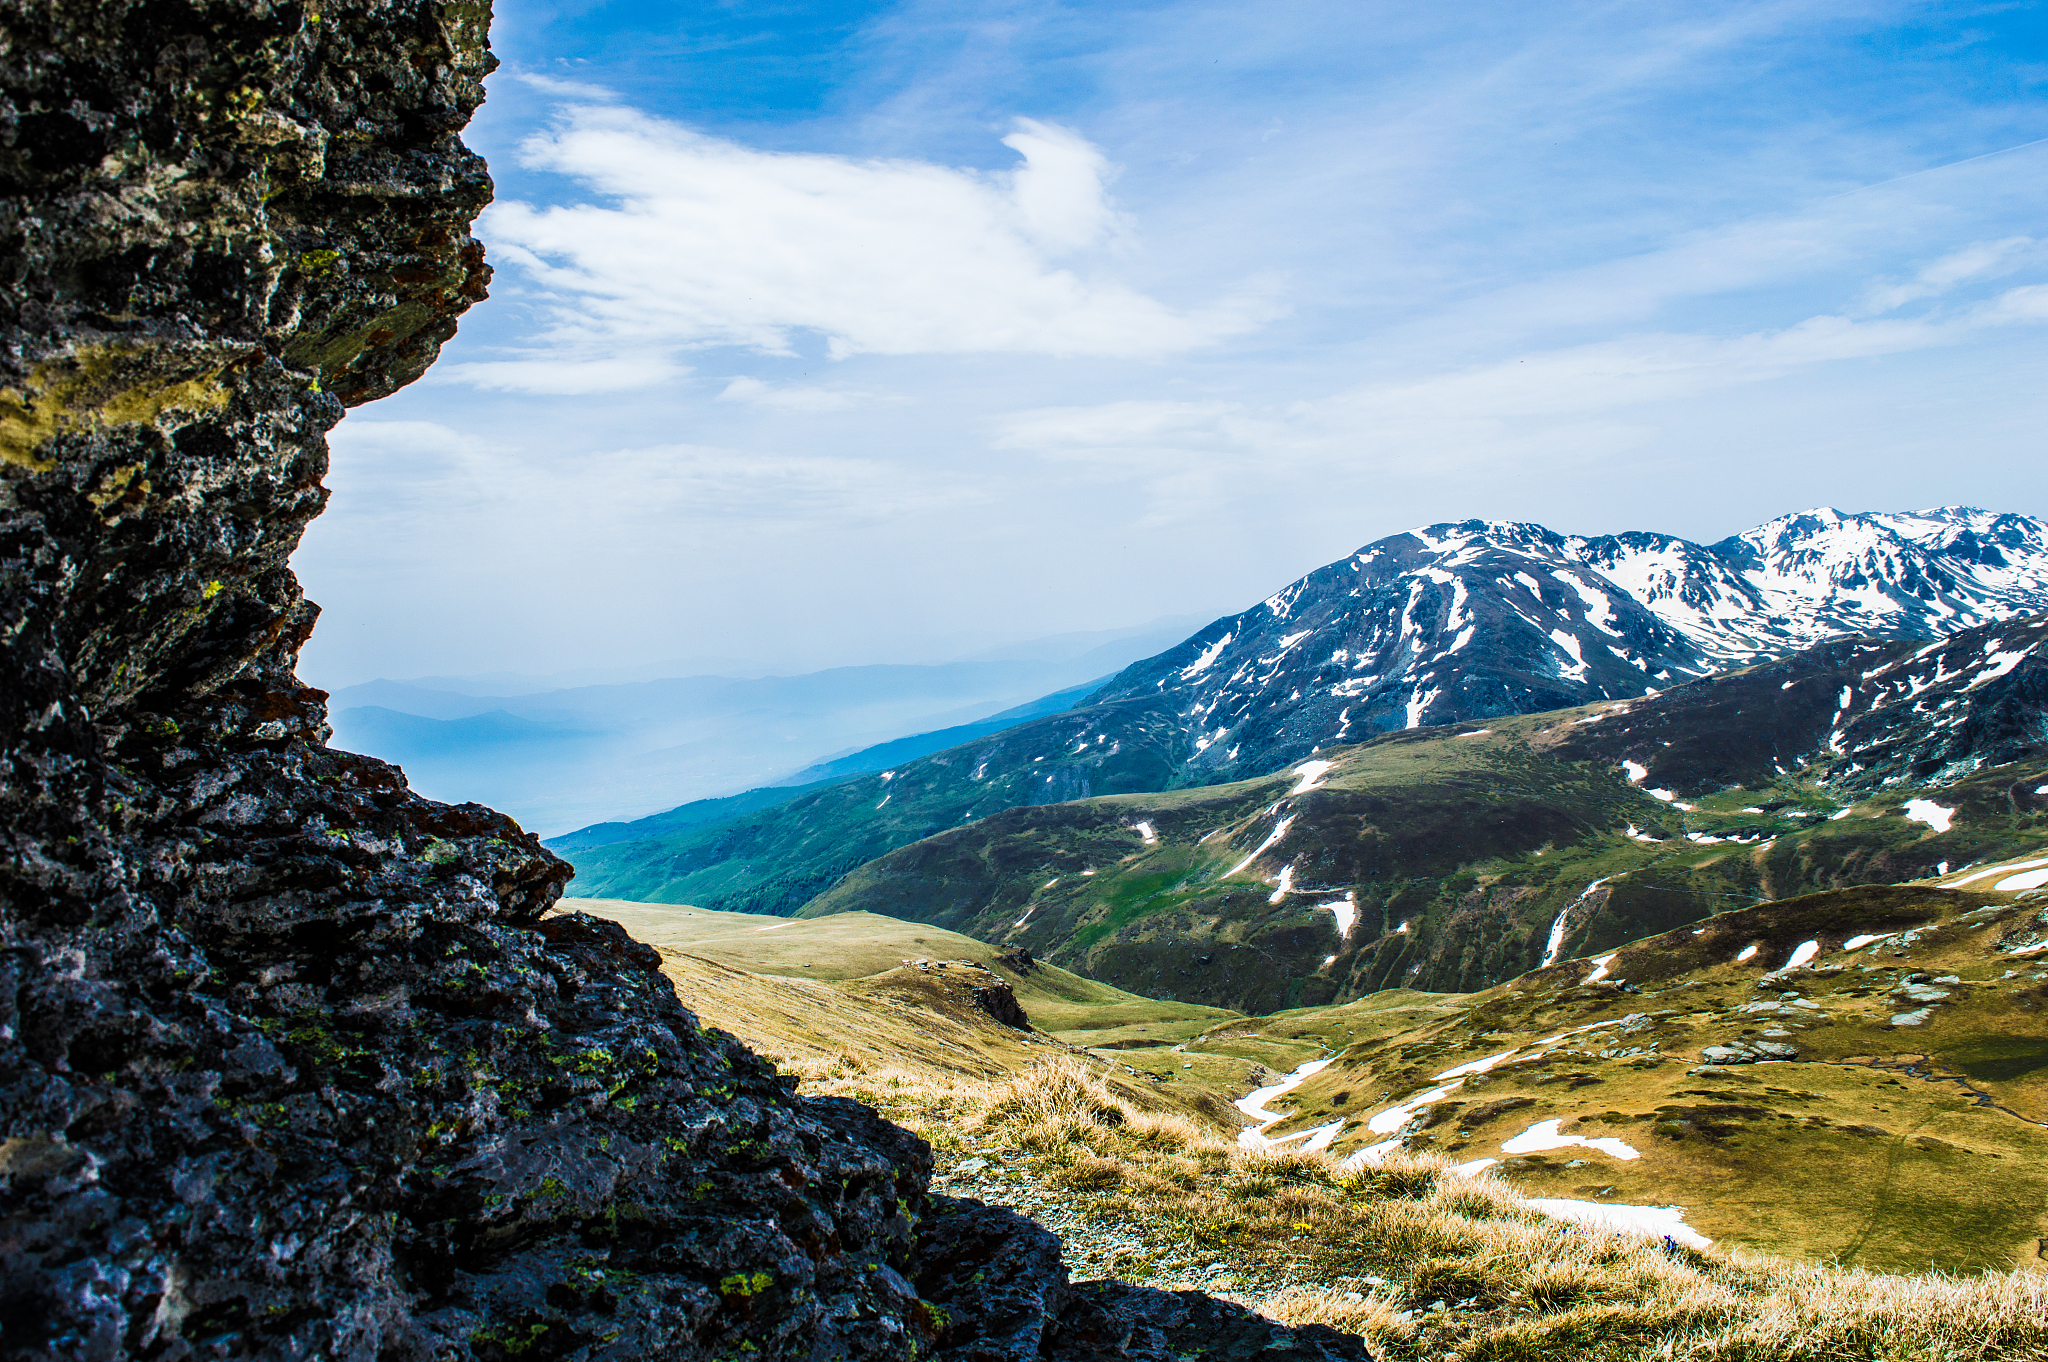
left=1097, top=507, right=2048, bottom=785
left=324, top=616, right=1203, bottom=834
left=804, top=612, right=2048, bottom=1009
left=554, top=507, right=2048, bottom=920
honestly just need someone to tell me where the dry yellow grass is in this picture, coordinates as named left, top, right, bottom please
left=894, top=1058, right=2048, bottom=1362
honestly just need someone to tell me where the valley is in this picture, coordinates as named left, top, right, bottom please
left=801, top=617, right=2048, bottom=1009
left=561, top=852, right=2048, bottom=1358
left=552, top=510, right=2048, bottom=977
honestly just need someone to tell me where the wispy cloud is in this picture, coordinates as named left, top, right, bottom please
left=508, top=70, right=623, bottom=103
left=473, top=106, right=1265, bottom=377
left=435, top=355, right=690, bottom=394
left=717, top=377, right=897, bottom=412
left=1856, top=237, right=2039, bottom=316
left=993, top=258, right=2048, bottom=520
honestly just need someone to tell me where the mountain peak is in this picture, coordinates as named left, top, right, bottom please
left=1094, top=507, right=2048, bottom=784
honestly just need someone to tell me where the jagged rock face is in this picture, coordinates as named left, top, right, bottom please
left=0, top=6, right=1374, bottom=1359
left=0, top=4, right=914, bottom=1359
left=1093, top=507, right=2048, bottom=785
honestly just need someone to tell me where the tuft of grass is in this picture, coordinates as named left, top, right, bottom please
left=928, top=1060, right=2048, bottom=1362
left=1262, top=1285, right=1418, bottom=1351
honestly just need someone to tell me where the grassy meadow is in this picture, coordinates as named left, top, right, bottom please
left=561, top=879, right=2048, bottom=1360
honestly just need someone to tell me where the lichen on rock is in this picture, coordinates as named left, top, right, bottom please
left=0, top=3, right=1371, bottom=1359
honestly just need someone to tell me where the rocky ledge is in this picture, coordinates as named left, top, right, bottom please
left=0, top=3, right=1369, bottom=1357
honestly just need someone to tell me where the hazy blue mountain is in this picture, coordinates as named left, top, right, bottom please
left=550, top=505, right=2048, bottom=916
left=327, top=618, right=1201, bottom=834
left=543, top=678, right=1108, bottom=855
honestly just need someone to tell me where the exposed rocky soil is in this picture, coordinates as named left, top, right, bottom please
left=0, top=3, right=1371, bottom=1358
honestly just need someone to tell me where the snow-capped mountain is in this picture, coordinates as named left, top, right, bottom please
left=1581, top=507, right=2048, bottom=662
left=1094, top=507, right=2048, bottom=781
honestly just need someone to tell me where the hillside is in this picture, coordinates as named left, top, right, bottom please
left=557, top=508, right=2048, bottom=914
left=803, top=616, right=2048, bottom=1010
left=553, top=899, right=1245, bottom=1127
left=554, top=696, right=1191, bottom=911
left=562, top=885, right=2048, bottom=1361
left=1199, top=868, right=2048, bottom=1273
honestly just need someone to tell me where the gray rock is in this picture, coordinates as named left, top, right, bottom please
left=1892, top=1008, right=1933, bottom=1027
left=0, top=7, right=1387, bottom=1360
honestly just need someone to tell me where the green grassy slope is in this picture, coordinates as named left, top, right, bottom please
left=555, top=697, right=1191, bottom=912
left=559, top=897, right=1236, bottom=1044
left=1209, top=871, right=2048, bottom=1273
left=803, top=675, right=2048, bottom=1010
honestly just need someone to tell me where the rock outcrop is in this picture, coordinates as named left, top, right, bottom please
left=0, top=3, right=1370, bottom=1358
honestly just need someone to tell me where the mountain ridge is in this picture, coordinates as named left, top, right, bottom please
left=801, top=613, right=2048, bottom=1010
left=1092, top=506, right=2048, bottom=786
left=557, top=507, right=2048, bottom=918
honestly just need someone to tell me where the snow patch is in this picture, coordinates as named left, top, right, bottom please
left=1434, top=1049, right=1523, bottom=1081
left=1227, top=816, right=1295, bottom=877
left=1234, top=1058, right=1337, bottom=1147
left=1549, top=629, right=1589, bottom=681
left=1501, top=1119, right=1641, bottom=1161
left=1622, top=761, right=1648, bottom=784
left=1736, top=944, right=1759, bottom=962
left=1319, top=891, right=1358, bottom=940
left=1131, top=821, right=1158, bottom=845
left=1525, top=1199, right=1712, bottom=1250
left=1903, top=800, right=1955, bottom=834
left=1290, top=759, right=1336, bottom=794
left=1782, top=940, right=1820, bottom=970
left=1180, top=632, right=1233, bottom=680
left=1582, top=953, right=1619, bottom=984
left=1998, top=868, right=2048, bottom=892
left=1362, top=1081, right=1464, bottom=1137
left=1542, top=879, right=1608, bottom=968
left=1947, top=855, right=2048, bottom=886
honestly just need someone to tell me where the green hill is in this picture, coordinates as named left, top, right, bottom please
left=803, top=630, right=2048, bottom=1010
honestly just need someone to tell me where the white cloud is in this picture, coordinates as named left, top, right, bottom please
left=716, top=377, right=892, bottom=412
left=1002, top=119, right=1129, bottom=253
left=318, top=420, right=975, bottom=535
left=478, top=105, right=1260, bottom=369
left=993, top=399, right=1247, bottom=452
left=1335, top=281, right=2048, bottom=428
left=435, top=355, right=690, bottom=394
left=1857, top=237, right=2038, bottom=315
left=509, top=71, right=622, bottom=102
left=989, top=264, right=2048, bottom=510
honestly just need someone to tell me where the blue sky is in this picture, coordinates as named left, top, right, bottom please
left=293, top=0, right=2048, bottom=687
